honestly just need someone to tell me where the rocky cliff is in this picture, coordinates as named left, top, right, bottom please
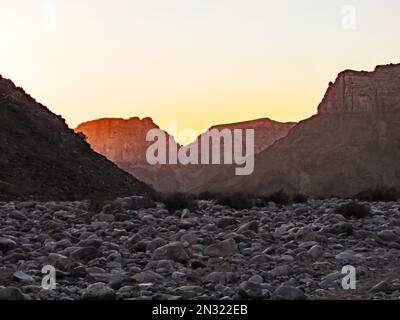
left=195, top=63, right=400, bottom=197
left=0, top=75, right=151, bottom=200
left=318, top=64, right=400, bottom=114
left=76, top=117, right=295, bottom=192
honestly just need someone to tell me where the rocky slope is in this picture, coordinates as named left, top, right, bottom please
left=197, top=63, right=400, bottom=197
left=76, top=118, right=295, bottom=193
left=1, top=198, right=400, bottom=300
left=0, top=75, right=151, bottom=200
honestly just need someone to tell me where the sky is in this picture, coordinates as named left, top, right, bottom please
left=1, top=0, right=400, bottom=143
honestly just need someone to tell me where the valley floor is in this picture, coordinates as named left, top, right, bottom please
left=1, top=198, right=400, bottom=300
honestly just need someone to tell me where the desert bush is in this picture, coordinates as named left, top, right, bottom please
left=292, top=193, right=309, bottom=203
left=264, top=190, right=291, bottom=205
left=216, top=193, right=253, bottom=210
left=196, top=191, right=224, bottom=201
left=88, top=193, right=110, bottom=213
left=146, top=190, right=164, bottom=203
left=355, top=186, right=399, bottom=202
left=335, top=201, right=371, bottom=219
left=162, top=193, right=198, bottom=213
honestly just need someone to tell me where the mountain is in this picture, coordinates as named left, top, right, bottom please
left=196, top=63, right=400, bottom=197
left=172, top=118, right=296, bottom=193
left=75, top=117, right=181, bottom=192
left=76, top=118, right=296, bottom=193
left=0, top=75, right=151, bottom=200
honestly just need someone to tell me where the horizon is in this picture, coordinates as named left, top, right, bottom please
left=1, top=0, right=400, bottom=144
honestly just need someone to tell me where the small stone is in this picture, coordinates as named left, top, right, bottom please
left=152, top=242, right=190, bottom=262
left=217, top=217, right=237, bottom=228
left=206, top=272, right=227, bottom=285
left=270, top=265, right=291, bottom=277
left=204, top=239, right=237, bottom=257
left=369, top=281, right=392, bottom=294
left=134, top=271, right=164, bottom=283
left=335, top=250, right=356, bottom=263
left=248, top=275, right=264, bottom=284
left=146, top=238, right=167, bottom=252
left=70, top=246, right=101, bottom=263
left=0, top=238, right=17, bottom=253
left=13, top=271, right=35, bottom=284
left=237, top=221, right=259, bottom=233
left=239, top=281, right=264, bottom=299
left=272, top=285, right=307, bottom=300
left=82, top=283, right=116, bottom=300
left=377, top=230, right=397, bottom=242
left=0, top=286, right=30, bottom=300
left=308, top=245, right=323, bottom=258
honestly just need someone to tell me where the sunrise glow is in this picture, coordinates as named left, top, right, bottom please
left=1, top=0, right=400, bottom=143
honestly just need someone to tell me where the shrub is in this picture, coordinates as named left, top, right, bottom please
left=355, top=186, right=398, bottom=202
left=146, top=190, right=164, bottom=203
left=162, top=193, right=198, bottom=213
left=292, top=193, right=308, bottom=204
left=264, top=190, right=291, bottom=205
left=216, top=193, right=253, bottom=210
left=335, top=201, right=371, bottom=219
left=197, top=191, right=223, bottom=201
left=87, top=193, right=110, bottom=213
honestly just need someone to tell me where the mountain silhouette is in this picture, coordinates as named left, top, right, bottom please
left=0, top=75, right=151, bottom=200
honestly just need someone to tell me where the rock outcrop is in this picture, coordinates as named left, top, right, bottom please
left=195, top=63, right=400, bottom=197
left=0, top=75, right=151, bottom=200
left=75, top=117, right=181, bottom=192
left=318, top=64, right=400, bottom=114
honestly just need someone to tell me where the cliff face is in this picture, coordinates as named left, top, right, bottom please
left=75, top=117, right=178, bottom=165
left=318, top=64, right=400, bottom=114
left=76, top=117, right=295, bottom=193
left=195, top=63, right=400, bottom=197
left=0, top=75, right=151, bottom=200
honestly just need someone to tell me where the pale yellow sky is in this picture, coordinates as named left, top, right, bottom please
left=1, top=0, right=400, bottom=143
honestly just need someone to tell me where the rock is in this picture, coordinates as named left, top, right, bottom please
left=0, top=238, right=17, bottom=253
left=308, top=244, right=323, bottom=258
left=239, top=281, right=264, bottom=299
left=0, top=286, right=30, bottom=300
left=82, top=283, right=116, bottom=300
left=272, top=285, right=307, bottom=300
left=237, top=221, right=259, bottom=233
left=70, top=246, right=101, bottom=263
left=206, top=272, right=227, bottom=284
left=204, top=239, right=237, bottom=257
left=152, top=242, right=190, bottom=262
left=335, top=250, right=356, bottom=263
left=248, top=275, right=264, bottom=284
left=47, top=253, right=74, bottom=272
left=377, top=230, right=397, bottom=242
left=249, top=254, right=273, bottom=265
left=369, top=281, right=393, bottom=294
left=146, top=238, right=167, bottom=252
left=9, top=211, right=26, bottom=221
left=177, top=219, right=197, bottom=229
left=270, top=265, right=291, bottom=277
left=217, top=217, right=237, bottom=228
left=13, top=271, right=35, bottom=284
left=319, top=279, right=339, bottom=290
left=134, top=271, right=164, bottom=283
